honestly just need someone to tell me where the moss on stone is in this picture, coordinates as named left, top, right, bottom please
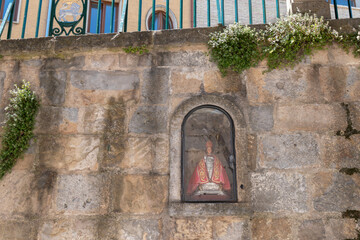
left=340, top=168, right=360, bottom=175
left=336, top=103, right=360, bottom=139
left=343, top=210, right=360, bottom=221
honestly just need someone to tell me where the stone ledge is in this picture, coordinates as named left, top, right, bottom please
left=169, top=202, right=253, bottom=217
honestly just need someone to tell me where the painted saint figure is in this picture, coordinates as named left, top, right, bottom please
left=187, top=140, right=231, bottom=196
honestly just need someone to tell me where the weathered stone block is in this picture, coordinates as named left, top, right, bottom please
left=41, top=56, right=85, bottom=70
left=129, top=106, right=168, bottom=134
left=246, top=66, right=308, bottom=104
left=112, top=175, right=168, bottom=214
left=103, top=98, right=126, bottom=135
left=349, top=102, right=360, bottom=130
left=98, top=218, right=161, bottom=240
left=56, top=174, right=107, bottom=213
left=318, top=66, right=347, bottom=102
left=119, top=53, right=152, bottom=67
left=274, top=104, right=347, bottom=131
left=102, top=98, right=127, bottom=166
left=169, top=203, right=252, bottom=217
left=0, top=71, right=5, bottom=103
left=310, top=49, right=329, bottom=65
left=153, top=137, right=170, bottom=174
left=298, top=219, right=325, bottom=240
left=251, top=172, right=307, bottom=212
left=39, top=218, right=98, bottom=240
left=65, top=82, right=137, bottom=107
left=85, top=53, right=119, bottom=70
left=320, top=135, right=360, bottom=168
left=251, top=218, right=292, bottom=240
left=0, top=221, right=36, bottom=240
left=171, top=69, right=202, bottom=94
left=325, top=218, right=358, bottom=240
left=40, top=71, right=67, bottom=105
left=39, top=135, right=100, bottom=171
left=65, top=136, right=100, bottom=171
left=102, top=135, right=126, bottom=167
left=204, top=71, right=245, bottom=94
left=120, top=137, right=153, bottom=172
left=141, top=68, right=169, bottom=104
left=0, top=171, right=37, bottom=217
left=63, top=107, right=78, bottom=122
left=38, top=135, right=65, bottom=169
left=263, top=67, right=307, bottom=99
left=328, top=44, right=360, bottom=66
left=173, top=218, right=212, bottom=240
left=22, top=59, right=42, bottom=67
left=310, top=171, right=333, bottom=198
left=70, top=70, right=139, bottom=90
left=213, top=217, right=249, bottom=240
left=35, top=106, right=63, bottom=134
left=249, top=105, right=274, bottom=132
left=345, top=67, right=360, bottom=101
left=314, top=172, right=360, bottom=212
left=77, top=106, right=106, bottom=134
left=258, top=133, right=320, bottom=169
left=155, top=51, right=210, bottom=67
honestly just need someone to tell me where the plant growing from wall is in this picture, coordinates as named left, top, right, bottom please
left=208, top=24, right=262, bottom=75
left=263, top=13, right=335, bottom=71
left=123, top=45, right=149, bottom=54
left=0, top=81, right=40, bottom=180
left=208, top=13, right=360, bottom=74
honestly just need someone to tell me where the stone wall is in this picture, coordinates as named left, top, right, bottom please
left=0, top=20, right=359, bottom=240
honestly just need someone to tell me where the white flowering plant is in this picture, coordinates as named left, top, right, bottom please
left=336, top=28, right=360, bottom=57
left=208, top=13, right=346, bottom=74
left=208, top=23, right=262, bottom=75
left=263, top=13, right=337, bottom=70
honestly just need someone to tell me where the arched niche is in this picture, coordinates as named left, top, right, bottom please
left=181, top=105, right=237, bottom=202
left=169, top=95, right=249, bottom=209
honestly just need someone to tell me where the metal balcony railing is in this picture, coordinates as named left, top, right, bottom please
left=0, top=0, right=355, bottom=40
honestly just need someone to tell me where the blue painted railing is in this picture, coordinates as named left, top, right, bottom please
left=331, top=0, right=353, bottom=19
left=0, top=0, right=16, bottom=39
left=0, top=0, right=354, bottom=40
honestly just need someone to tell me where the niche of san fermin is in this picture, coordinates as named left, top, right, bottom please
left=0, top=0, right=359, bottom=239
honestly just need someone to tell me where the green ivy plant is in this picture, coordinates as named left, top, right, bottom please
left=0, top=81, right=40, bottom=179
left=208, top=13, right=359, bottom=74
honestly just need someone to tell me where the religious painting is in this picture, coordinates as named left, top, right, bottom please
left=181, top=105, right=237, bottom=202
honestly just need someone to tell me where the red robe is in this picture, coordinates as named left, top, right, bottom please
left=187, top=155, right=231, bottom=194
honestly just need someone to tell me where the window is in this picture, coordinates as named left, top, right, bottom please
left=181, top=105, right=237, bottom=202
left=0, top=0, right=20, bottom=22
left=88, top=1, right=119, bottom=33
left=145, top=6, right=177, bottom=30
left=330, top=0, right=355, bottom=7
left=147, top=11, right=173, bottom=30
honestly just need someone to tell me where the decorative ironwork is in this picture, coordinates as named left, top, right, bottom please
left=49, top=0, right=87, bottom=36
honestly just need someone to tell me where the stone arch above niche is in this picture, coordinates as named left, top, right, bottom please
left=169, top=95, right=248, bottom=207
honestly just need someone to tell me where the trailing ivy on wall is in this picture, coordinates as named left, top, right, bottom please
left=208, top=13, right=360, bottom=75
left=0, top=81, right=40, bottom=180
